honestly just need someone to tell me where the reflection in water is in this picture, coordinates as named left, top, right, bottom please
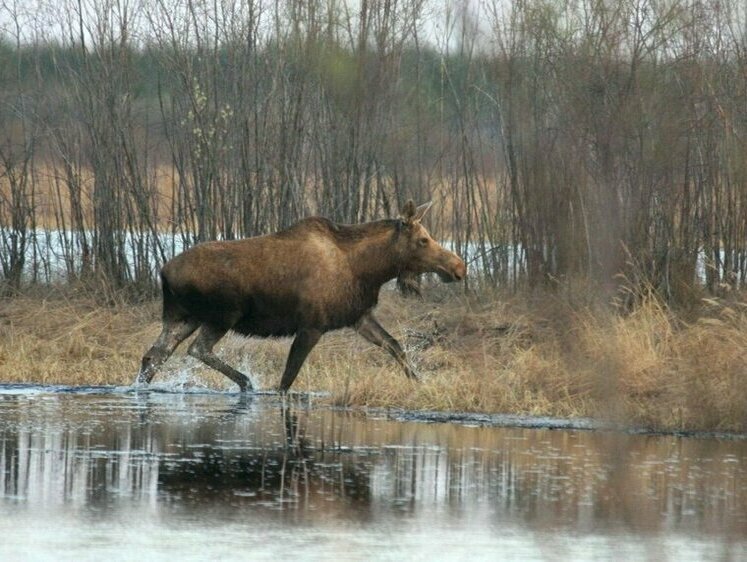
left=0, top=391, right=745, bottom=560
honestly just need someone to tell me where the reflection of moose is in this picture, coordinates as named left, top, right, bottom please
left=136, top=201, right=466, bottom=391
left=156, top=404, right=371, bottom=510
left=156, top=442, right=372, bottom=510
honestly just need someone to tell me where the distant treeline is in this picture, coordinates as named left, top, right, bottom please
left=1, top=0, right=746, bottom=302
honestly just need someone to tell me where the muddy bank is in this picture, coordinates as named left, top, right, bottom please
left=367, top=407, right=747, bottom=441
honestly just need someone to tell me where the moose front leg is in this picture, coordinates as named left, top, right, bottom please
left=278, top=329, right=323, bottom=392
left=355, top=313, right=418, bottom=380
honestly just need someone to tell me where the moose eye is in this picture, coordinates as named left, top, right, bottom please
left=418, top=237, right=429, bottom=247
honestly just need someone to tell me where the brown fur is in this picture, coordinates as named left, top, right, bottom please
left=136, top=201, right=466, bottom=391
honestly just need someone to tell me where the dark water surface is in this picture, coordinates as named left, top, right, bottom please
left=0, top=386, right=745, bottom=561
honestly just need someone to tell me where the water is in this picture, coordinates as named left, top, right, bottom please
left=0, top=386, right=745, bottom=561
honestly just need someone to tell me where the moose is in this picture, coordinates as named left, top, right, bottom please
left=135, top=201, right=466, bottom=392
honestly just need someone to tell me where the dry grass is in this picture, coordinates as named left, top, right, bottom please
left=1, top=285, right=745, bottom=433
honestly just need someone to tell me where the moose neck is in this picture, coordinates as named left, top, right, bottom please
left=344, top=227, right=403, bottom=290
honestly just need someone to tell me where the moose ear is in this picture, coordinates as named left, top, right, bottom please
left=401, top=200, right=417, bottom=223
left=413, top=201, right=433, bottom=222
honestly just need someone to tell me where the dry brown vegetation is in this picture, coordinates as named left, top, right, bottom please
left=2, top=285, right=745, bottom=433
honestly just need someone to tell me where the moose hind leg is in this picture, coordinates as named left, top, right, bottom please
left=355, top=313, right=418, bottom=380
left=188, top=324, right=253, bottom=392
left=137, top=319, right=199, bottom=384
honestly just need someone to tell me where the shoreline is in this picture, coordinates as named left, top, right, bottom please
left=2, top=381, right=746, bottom=441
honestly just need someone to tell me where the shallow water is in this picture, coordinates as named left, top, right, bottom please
left=0, top=386, right=745, bottom=561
